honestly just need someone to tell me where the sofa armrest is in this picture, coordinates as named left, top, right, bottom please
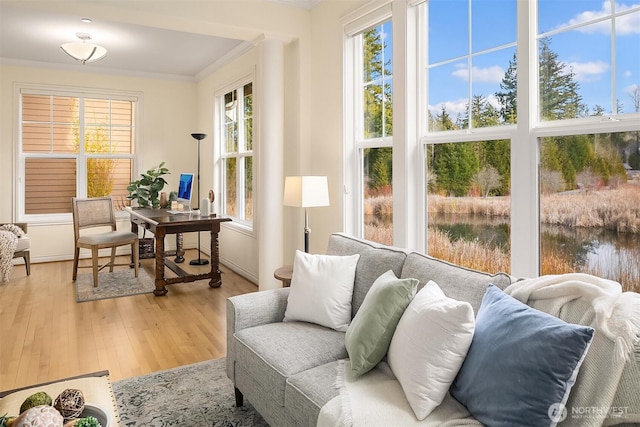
left=226, top=288, right=290, bottom=382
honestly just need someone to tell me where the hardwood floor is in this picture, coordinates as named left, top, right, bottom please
left=0, top=251, right=258, bottom=391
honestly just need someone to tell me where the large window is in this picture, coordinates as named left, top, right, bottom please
left=220, top=82, right=253, bottom=224
left=344, top=0, right=639, bottom=291
left=423, top=0, right=516, bottom=273
left=19, top=88, right=136, bottom=219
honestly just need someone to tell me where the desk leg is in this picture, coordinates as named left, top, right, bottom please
left=175, top=233, right=185, bottom=263
left=154, top=228, right=169, bottom=296
left=209, top=227, right=222, bottom=288
left=130, top=221, right=139, bottom=268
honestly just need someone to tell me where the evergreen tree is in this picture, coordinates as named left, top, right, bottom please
left=496, top=54, right=518, bottom=124
left=539, top=38, right=586, bottom=120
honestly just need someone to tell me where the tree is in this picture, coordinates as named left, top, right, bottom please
left=431, top=142, right=478, bottom=196
left=474, top=165, right=502, bottom=197
left=539, top=38, right=586, bottom=120
left=496, top=54, right=517, bottom=124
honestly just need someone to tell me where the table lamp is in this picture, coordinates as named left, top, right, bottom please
left=283, top=176, right=330, bottom=253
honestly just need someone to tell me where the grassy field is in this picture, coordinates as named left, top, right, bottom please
left=364, top=184, right=640, bottom=293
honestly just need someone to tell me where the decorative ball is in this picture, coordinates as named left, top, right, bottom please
left=54, top=389, right=85, bottom=420
left=19, top=391, right=53, bottom=413
left=13, top=405, right=63, bottom=427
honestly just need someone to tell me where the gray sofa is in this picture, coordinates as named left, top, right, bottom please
left=227, top=233, right=640, bottom=426
left=226, top=233, right=514, bottom=426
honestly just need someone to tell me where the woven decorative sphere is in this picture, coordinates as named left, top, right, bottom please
left=53, top=389, right=85, bottom=420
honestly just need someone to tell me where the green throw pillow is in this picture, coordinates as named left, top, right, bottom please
left=345, top=270, right=418, bottom=377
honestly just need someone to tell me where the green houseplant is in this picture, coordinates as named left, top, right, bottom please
left=127, top=162, right=170, bottom=208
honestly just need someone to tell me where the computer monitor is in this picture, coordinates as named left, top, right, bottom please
left=177, top=173, right=194, bottom=206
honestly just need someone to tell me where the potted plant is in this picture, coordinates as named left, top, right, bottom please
left=127, top=162, right=170, bottom=208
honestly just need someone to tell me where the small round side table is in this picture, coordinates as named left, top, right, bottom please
left=274, top=265, right=293, bottom=287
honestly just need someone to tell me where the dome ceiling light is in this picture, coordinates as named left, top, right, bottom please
left=60, top=33, right=107, bottom=64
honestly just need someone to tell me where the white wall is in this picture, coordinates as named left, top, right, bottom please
left=0, top=65, right=198, bottom=262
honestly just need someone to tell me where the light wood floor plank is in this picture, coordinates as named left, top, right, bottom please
left=0, top=251, right=258, bottom=391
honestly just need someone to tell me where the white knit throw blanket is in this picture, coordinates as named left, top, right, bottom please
left=0, top=226, right=21, bottom=282
left=317, top=360, right=481, bottom=427
left=318, top=274, right=640, bottom=426
left=505, top=273, right=640, bottom=426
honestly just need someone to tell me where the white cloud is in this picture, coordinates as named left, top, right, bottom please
left=563, top=60, right=610, bottom=82
left=625, top=70, right=633, bottom=77
left=452, top=64, right=505, bottom=83
left=561, top=1, right=640, bottom=35
left=429, top=99, right=468, bottom=117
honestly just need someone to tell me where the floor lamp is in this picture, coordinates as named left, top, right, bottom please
left=283, top=176, right=330, bottom=253
left=190, top=132, right=209, bottom=266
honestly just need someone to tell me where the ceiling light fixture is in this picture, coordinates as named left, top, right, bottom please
left=60, top=33, right=107, bottom=64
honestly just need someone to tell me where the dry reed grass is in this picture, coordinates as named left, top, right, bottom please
left=363, top=184, right=640, bottom=292
left=541, top=185, right=640, bottom=232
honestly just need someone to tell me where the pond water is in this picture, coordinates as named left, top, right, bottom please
left=429, top=213, right=640, bottom=288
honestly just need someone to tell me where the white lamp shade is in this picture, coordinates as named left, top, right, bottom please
left=60, top=42, right=107, bottom=64
left=283, top=176, right=330, bottom=208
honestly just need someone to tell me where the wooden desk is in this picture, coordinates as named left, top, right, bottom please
left=129, top=208, right=231, bottom=296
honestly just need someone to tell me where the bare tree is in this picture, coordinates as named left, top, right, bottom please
left=473, top=165, right=501, bottom=198
left=540, top=169, right=566, bottom=194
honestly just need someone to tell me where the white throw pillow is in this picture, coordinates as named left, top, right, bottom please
left=283, top=250, right=360, bottom=332
left=387, top=280, right=475, bottom=421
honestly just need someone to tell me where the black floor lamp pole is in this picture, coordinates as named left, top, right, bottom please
left=190, top=133, right=209, bottom=266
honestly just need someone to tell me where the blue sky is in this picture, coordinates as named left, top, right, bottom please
left=426, top=0, right=640, bottom=119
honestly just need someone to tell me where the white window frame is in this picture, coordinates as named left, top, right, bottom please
left=15, top=83, right=141, bottom=224
left=343, top=1, right=394, bottom=240
left=214, top=75, right=255, bottom=231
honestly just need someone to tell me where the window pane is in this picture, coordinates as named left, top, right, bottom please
left=427, top=1, right=516, bottom=131
left=244, top=156, right=253, bottom=220
left=540, top=132, right=640, bottom=292
left=25, top=158, right=76, bottom=214
left=364, top=83, right=383, bottom=138
left=472, top=0, right=516, bottom=52
left=538, top=0, right=604, bottom=34
left=244, top=83, right=253, bottom=151
left=617, top=12, right=640, bottom=115
left=224, top=90, right=238, bottom=153
left=428, top=60, right=468, bottom=132
left=538, top=3, right=639, bottom=120
left=362, top=21, right=392, bottom=139
left=426, top=140, right=511, bottom=274
left=225, top=157, right=237, bottom=217
left=87, top=158, right=132, bottom=206
left=428, top=0, right=468, bottom=64
left=363, top=147, right=393, bottom=245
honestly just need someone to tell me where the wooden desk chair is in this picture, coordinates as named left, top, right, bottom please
left=0, top=222, right=30, bottom=276
left=72, top=197, right=139, bottom=287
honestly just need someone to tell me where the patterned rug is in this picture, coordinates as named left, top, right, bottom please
left=113, top=358, right=268, bottom=427
left=75, top=269, right=155, bottom=302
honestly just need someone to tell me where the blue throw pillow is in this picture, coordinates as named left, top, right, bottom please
left=450, top=284, right=594, bottom=427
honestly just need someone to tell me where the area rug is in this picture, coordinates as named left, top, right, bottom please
left=113, top=358, right=268, bottom=427
left=75, top=269, right=155, bottom=302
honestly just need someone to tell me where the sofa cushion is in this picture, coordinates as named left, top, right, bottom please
left=284, top=250, right=360, bottom=332
left=234, top=322, right=347, bottom=407
left=285, top=360, right=343, bottom=426
left=450, top=285, right=595, bottom=427
left=388, top=280, right=475, bottom=421
left=345, top=270, right=418, bottom=377
left=400, top=251, right=512, bottom=315
left=326, top=233, right=408, bottom=316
